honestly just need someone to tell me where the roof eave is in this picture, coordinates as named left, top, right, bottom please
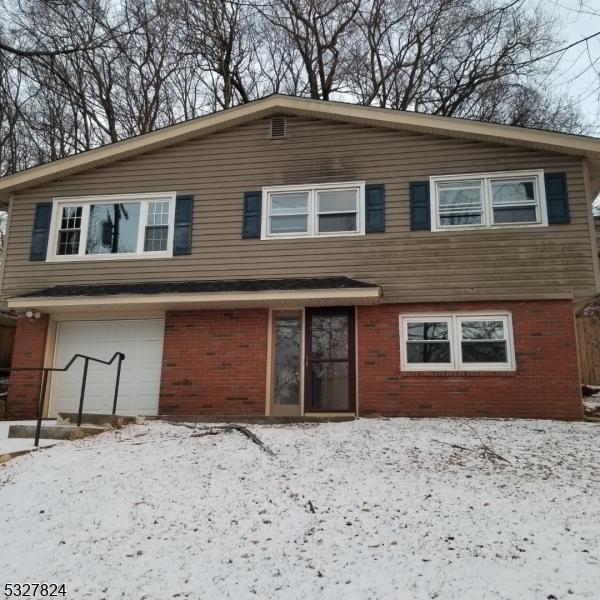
left=7, top=286, right=382, bottom=313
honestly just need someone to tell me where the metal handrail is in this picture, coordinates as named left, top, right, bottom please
left=4, top=352, right=125, bottom=447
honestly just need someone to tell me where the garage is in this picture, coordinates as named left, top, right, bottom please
left=49, top=319, right=165, bottom=417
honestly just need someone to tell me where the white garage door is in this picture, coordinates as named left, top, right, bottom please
left=50, top=319, right=165, bottom=417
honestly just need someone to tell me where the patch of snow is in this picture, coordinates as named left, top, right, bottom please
left=583, top=390, right=600, bottom=417
left=1, top=418, right=599, bottom=599
left=0, top=420, right=62, bottom=454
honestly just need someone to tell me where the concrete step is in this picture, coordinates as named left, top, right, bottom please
left=57, top=412, right=137, bottom=428
left=8, top=424, right=108, bottom=441
left=159, top=414, right=356, bottom=424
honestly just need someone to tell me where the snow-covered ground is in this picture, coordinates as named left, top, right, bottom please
left=0, top=420, right=62, bottom=455
left=1, top=418, right=599, bottom=600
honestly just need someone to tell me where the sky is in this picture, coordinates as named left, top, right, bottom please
left=543, top=0, right=600, bottom=133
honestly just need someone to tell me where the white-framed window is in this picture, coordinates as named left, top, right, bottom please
left=400, top=313, right=515, bottom=371
left=261, top=181, right=365, bottom=239
left=430, top=170, right=547, bottom=231
left=47, top=192, right=176, bottom=261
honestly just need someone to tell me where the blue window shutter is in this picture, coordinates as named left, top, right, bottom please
left=29, top=202, right=52, bottom=261
left=545, top=173, right=569, bottom=224
left=365, top=184, right=385, bottom=233
left=409, top=181, right=431, bottom=230
left=173, top=195, right=193, bottom=256
left=242, top=191, right=262, bottom=238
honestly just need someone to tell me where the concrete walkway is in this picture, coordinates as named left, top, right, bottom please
left=0, top=420, right=61, bottom=456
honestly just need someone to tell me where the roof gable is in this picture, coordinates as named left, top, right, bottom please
left=2, top=94, right=600, bottom=203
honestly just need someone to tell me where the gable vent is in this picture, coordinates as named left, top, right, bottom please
left=270, top=116, right=287, bottom=139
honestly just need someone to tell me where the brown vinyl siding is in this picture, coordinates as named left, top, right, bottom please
left=1, top=116, right=596, bottom=302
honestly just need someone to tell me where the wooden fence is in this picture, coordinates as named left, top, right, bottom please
left=576, top=312, right=600, bottom=385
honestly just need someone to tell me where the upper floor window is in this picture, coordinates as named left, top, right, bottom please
left=430, top=170, right=547, bottom=232
left=262, top=182, right=365, bottom=239
left=49, top=192, right=176, bottom=261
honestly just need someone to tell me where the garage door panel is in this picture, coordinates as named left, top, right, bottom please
left=51, top=319, right=164, bottom=416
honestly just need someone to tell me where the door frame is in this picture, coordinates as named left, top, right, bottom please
left=304, top=306, right=356, bottom=414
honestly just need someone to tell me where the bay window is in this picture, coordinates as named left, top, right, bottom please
left=431, top=170, right=546, bottom=231
left=49, top=193, right=176, bottom=260
left=400, top=313, right=514, bottom=371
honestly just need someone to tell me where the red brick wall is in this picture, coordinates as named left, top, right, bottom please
left=159, top=309, right=269, bottom=415
left=5, top=301, right=583, bottom=420
left=5, top=314, right=49, bottom=419
left=357, top=300, right=583, bottom=420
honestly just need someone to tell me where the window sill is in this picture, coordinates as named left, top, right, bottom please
left=431, top=223, right=547, bottom=233
left=46, top=253, right=173, bottom=263
left=400, top=370, right=518, bottom=377
left=261, top=231, right=365, bottom=241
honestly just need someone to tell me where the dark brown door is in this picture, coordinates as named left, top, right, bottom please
left=305, top=307, right=355, bottom=413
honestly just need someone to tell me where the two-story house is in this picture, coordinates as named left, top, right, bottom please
left=1, top=95, right=599, bottom=421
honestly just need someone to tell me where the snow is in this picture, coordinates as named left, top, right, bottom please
left=585, top=397, right=600, bottom=414
left=0, top=420, right=63, bottom=455
left=583, top=389, right=600, bottom=417
left=1, top=418, right=599, bottom=599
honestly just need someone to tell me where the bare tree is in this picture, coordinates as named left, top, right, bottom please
left=0, top=0, right=593, bottom=179
left=259, top=0, right=364, bottom=100
left=180, top=0, right=256, bottom=109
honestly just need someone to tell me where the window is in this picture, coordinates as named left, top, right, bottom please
left=269, top=191, right=310, bottom=235
left=144, top=201, right=170, bottom=251
left=49, top=193, right=176, bottom=261
left=490, top=178, right=538, bottom=224
left=430, top=170, right=546, bottom=231
left=458, top=317, right=508, bottom=366
left=262, top=182, right=364, bottom=239
left=87, top=202, right=140, bottom=255
left=437, top=180, right=483, bottom=227
left=57, top=206, right=82, bottom=255
left=406, top=320, right=452, bottom=364
left=400, top=314, right=514, bottom=371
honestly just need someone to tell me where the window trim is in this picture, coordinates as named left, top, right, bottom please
left=399, top=312, right=515, bottom=372
left=47, top=192, right=177, bottom=262
left=261, top=181, right=366, bottom=240
left=430, top=170, right=547, bottom=232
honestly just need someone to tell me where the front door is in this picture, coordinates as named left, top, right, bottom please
left=305, top=307, right=355, bottom=413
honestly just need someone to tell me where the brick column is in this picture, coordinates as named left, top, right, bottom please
left=6, top=314, right=50, bottom=419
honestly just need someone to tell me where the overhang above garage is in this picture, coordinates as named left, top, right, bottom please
left=7, top=276, right=382, bottom=314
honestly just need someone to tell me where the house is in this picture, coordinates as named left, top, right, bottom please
left=0, top=95, right=599, bottom=421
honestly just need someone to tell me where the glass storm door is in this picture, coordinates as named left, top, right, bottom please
left=271, top=312, right=303, bottom=416
left=305, top=308, right=355, bottom=413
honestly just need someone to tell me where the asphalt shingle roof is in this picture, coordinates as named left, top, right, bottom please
left=19, top=277, right=377, bottom=298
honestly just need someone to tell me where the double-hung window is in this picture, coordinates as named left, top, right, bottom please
left=400, top=313, right=514, bottom=371
left=262, top=182, right=365, bottom=239
left=430, top=170, right=546, bottom=231
left=49, top=192, right=176, bottom=261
